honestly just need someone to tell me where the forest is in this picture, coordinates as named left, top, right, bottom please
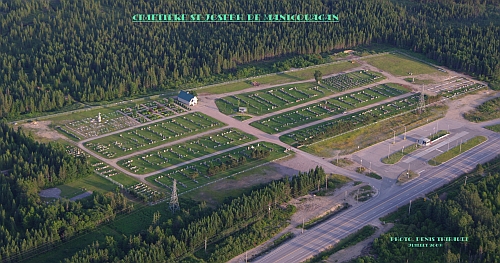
left=0, top=121, right=132, bottom=262
left=0, top=0, right=499, bottom=119
left=352, top=158, right=500, bottom=263
left=49, top=167, right=330, bottom=263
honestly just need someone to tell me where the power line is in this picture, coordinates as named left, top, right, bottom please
left=170, top=179, right=180, bottom=213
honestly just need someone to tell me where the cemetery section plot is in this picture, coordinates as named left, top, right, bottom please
left=321, top=70, right=383, bottom=92
left=51, top=98, right=188, bottom=139
left=118, top=128, right=257, bottom=174
left=119, top=99, right=189, bottom=122
left=251, top=83, right=410, bottom=134
left=215, top=71, right=384, bottom=116
left=55, top=110, right=140, bottom=140
left=85, top=112, right=226, bottom=158
left=146, top=142, right=288, bottom=195
left=280, top=95, right=420, bottom=147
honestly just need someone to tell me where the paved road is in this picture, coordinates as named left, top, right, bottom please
left=255, top=134, right=500, bottom=263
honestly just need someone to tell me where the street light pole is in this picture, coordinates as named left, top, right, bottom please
left=404, top=126, right=406, bottom=140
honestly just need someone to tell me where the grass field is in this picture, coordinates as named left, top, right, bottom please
left=232, top=114, right=252, bottom=121
left=298, top=105, right=447, bottom=157
left=216, top=71, right=384, bottom=116
left=251, top=83, right=409, bottom=134
left=463, top=96, right=500, bottom=122
left=331, top=158, right=354, bottom=168
left=280, top=94, right=421, bottom=148
left=57, top=174, right=119, bottom=197
left=146, top=142, right=289, bottom=195
left=382, top=144, right=419, bottom=164
left=428, top=136, right=487, bottom=166
left=404, top=78, right=435, bottom=85
left=85, top=112, right=225, bottom=158
left=199, top=61, right=360, bottom=94
left=118, top=128, right=257, bottom=174
left=397, top=170, right=420, bottom=184
left=427, top=130, right=449, bottom=141
left=486, top=124, right=500, bottom=133
left=109, top=173, right=139, bottom=187
left=363, top=53, right=442, bottom=77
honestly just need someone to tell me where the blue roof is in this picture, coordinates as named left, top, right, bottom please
left=178, top=91, right=195, bottom=101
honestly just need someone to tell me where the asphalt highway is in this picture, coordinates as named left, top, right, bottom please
left=255, top=134, right=500, bottom=263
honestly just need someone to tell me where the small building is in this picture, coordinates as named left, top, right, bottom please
left=238, top=107, right=247, bottom=113
left=417, top=138, right=431, bottom=146
left=177, top=91, right=198, bottom=106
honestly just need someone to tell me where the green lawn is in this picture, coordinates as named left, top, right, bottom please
left=109, top=173, right=139, bottom=187
left=427, top=130, right=449, bottom=141
left=118, top=128, right=257, bottom=174
left=280, top=95, right=421, bottom=147
left=363, top=53, right=442, bottom=77
left=85, top=112, right=226, bottom=158
left=251, top=83, right=409, bottom=134
left=428, top=136, right=487, bottom=166
left=57, top=174, right=119, bottom=196
left=404, top=78, right=435, bottom=85
left=485, top=124, right=500, bottom=133
left=199, top=61, right=360, bottom=94
left=216, top=71, right=384, bottom=116
left=146, top=142, right=290, bottom=196
left=382, top=144, right=419, bottom=164
left=232, top=114, right=252, bottom=121
left=397, top=170, right=420, bottom=184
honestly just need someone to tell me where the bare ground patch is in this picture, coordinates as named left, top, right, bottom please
left=19, top=121, right=67, bottom=142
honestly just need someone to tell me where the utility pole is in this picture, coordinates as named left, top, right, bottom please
left=408, top=200, right=412, bottom=215
left=345, top=190, right=347, bottom=200
left=404, top=126, right=407, bottom=140
left=465, top=175, right=467, bottom=186
left=325, top=174, right=328, bottom=190
left=390, top=128, right=396, bottom=144
left=302, top=218, right=305, bottom=233
left=369, top=161, right=372, bottom=172
left=388, top=144, right=391, bottom=158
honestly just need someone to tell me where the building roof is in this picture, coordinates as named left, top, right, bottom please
left=178, top=91, right=195, bottom=101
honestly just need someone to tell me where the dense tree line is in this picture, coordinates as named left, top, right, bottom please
left=0, top=0, right=499, bottom=119
left=0, top=121, right=132, bottom=262
left=61, top=167, right=329, bottom=262
left=353, top=158, right=500, bottom=263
